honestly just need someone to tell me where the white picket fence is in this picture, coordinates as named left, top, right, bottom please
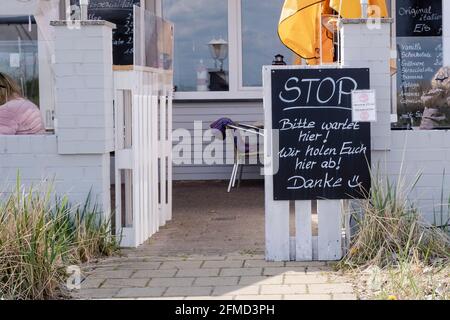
left=113, top=66, right=173, bottom=247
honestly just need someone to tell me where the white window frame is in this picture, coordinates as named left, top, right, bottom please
left=173, top=0, right=263, bottom=100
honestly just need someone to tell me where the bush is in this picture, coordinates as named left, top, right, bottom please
left=0, top=177, right=118, bottom=300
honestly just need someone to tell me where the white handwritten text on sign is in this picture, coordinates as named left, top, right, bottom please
left=271, top=68, right=371, bottom=200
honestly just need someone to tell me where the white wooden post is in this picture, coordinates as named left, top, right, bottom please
left=317, top=200, right=343, bottom=261
left=295, top=201, right=313, bottom=261
left=263, top=66, right=290, bottom=261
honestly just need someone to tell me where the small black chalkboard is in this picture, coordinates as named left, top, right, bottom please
left=88, top=0, right=139, bottom=65
left=70, top=0, right=139, bottom=65
left=271, top=68, right=371, bottom=201
left=396, top=0, right=442, bottom=37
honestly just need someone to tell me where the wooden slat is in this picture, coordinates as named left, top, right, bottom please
left=295, top=201, right=313, bottom=261
left=132, top=93, right=141, bottom=247
left=317, top=200, right=343, bottom=261
left=160, top=94, right=167, bottom=226
left=263, top=66, right=290, bottom=261
left=151, top=94, right=160, bottom=231
left=142, top=94, right=150, bottom=240
left=265, top=182, right=290, bottom=261
left=167, top=89, right=173, bottom=221
left=114, top=90, right=124, bottom=242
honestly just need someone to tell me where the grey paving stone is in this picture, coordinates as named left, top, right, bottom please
left=76, top=288, right=120, bottom=299
left=243, top=260, right=285, bottom=268
left=260, top=284, right=307, bottom=295
left=176, top=268, right=220, bottom=277
left=116, top=287, right=166, bottom=298
left=212, top=285, right=260, bottom=296
left=263, top=267, right=306, bottom=276
left=101, top=278, right=149, bottom=288
left=132, top=269, right=177, bottom=278
left=239, top=276, right=284, bottom=285
left=148, top=277, right=195, bottom=287
left=81, top=277, right=105, bottom=289
left=164, top=286, right=213, bottom=297
left=285, top=261, right=327, bottom=267
left=115, top=262, right=162, bottom=270
left=202, top=260, right=244, bottom=269
left=194, top=277, right=239, bottom=286
left=284, top=274, right=329, bottom=284
left=220, top=268, right=262, bottom=277
left=89, top=269, right=134, bottom=279
left=160, top=261, right=203, bottom=269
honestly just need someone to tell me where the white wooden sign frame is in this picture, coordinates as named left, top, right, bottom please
left=263, top=65, right=349, bottom=261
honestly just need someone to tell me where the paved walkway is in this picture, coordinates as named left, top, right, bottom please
left=73, top=181, right=356, bottom=300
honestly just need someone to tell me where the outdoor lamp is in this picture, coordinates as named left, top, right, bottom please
left=272, top=54, right=286, bottom=66
left=208, top=38, right=228, bottom=71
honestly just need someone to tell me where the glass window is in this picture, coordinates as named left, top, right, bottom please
left=393, top=0, right=445, bottom=130
left=241, top=0, right=292, bottom=87
left=0, top=17, right=39, bottom=106
left=163, top=0, right=229, bottom=92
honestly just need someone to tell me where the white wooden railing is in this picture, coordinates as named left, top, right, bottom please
left=113, top=66, right=173, bottom=247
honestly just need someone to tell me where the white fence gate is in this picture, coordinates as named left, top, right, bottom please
left=113, top=66, right=173, bottom=247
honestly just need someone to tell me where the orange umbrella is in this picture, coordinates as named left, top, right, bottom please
left=279, top=0, right=388, bottom=65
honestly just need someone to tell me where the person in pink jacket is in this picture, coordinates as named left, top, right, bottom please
left=0, top=72, right=45, bottom=135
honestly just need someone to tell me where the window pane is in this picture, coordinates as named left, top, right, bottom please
left=242, top=0, right=292, bottom=87
left=163, top=0, right=229, bottom=92
left=0, top=18, right=39, bottom=105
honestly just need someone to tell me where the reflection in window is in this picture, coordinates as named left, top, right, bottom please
left=241, top=0, right=292, bottom=87
left=0, top=18, right=39, bottom=105
left=163, top=0, right=228, bottom=92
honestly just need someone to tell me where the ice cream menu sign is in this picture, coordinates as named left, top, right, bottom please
left=396, top=0, right=443, bottom=127
left=70, top=0, right=140, bottom=65
left=271, top=68, right=371, bottom=201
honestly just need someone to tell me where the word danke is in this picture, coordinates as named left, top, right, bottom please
left=279, top=76, right=358, bottom=106
left=287, top=173, right=342, bottom=190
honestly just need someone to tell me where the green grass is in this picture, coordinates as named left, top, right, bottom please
left=0, top=176, right=119, bottom=300
left=340, top=168, right=450, bottom=300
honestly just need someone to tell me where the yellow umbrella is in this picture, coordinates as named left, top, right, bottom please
left=278, top=0, right=327, bottom=63
left=330, top=0, right=388, bottom=18
left=279, top=0, right=388, bottom=65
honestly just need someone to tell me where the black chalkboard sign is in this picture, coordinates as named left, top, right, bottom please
left=394, top=0, right=444, bottom=128
left=271, top=68, right=371, bottom=201
left=396, top=0, right=442, bottom=37
left=70, top=0, right=139, bottom=65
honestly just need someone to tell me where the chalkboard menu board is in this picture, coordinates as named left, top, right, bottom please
left=395, top=0, right=445, bottom=128
left=396, top=0, right=442, bottom=37
left=70, top=0, right=139, bottom=65
left=271, top=68, right=371, bottom=201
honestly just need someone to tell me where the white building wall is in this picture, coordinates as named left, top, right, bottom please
left=0, top=135, right=110, bottom=210
left=384, top=130, right=450, bottom=223
left=0, top=21, right=116, bottom=218
left=341, top=19, right=450, bottom=223
left=443, top=0, right=450, bottom=66
left=52, top=21, right=115, bottom=155
left=172, top=100, right=264, bottom=180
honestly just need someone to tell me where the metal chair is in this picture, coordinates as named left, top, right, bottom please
left=226, top=123, right=264, bottom=192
